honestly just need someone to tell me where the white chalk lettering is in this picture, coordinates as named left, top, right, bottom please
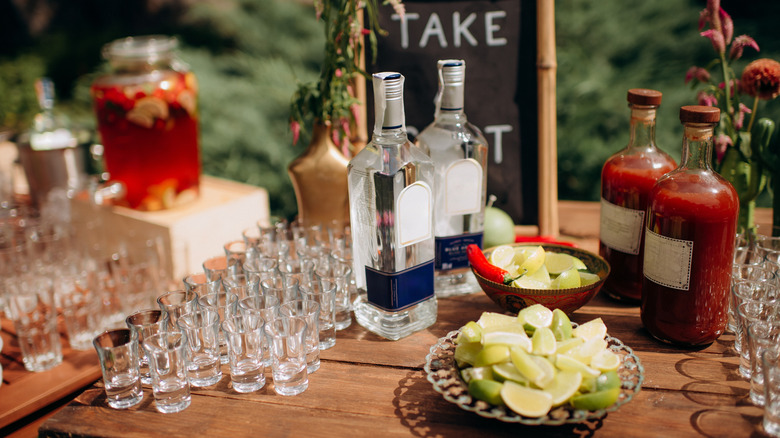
left=485, top=124, right=513, bottom=164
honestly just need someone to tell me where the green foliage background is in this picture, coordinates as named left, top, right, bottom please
left=1, top=0, right=777, bottom=219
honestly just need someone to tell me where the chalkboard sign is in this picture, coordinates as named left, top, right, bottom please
left=367, top=0, right=541, bottom=226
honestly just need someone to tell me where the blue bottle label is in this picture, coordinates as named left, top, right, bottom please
left=365, top=261, right=435, bottom=311
left=435, top=232, right=484, bottom=270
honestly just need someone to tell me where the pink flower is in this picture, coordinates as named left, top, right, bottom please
left=331, top=127, right=341, bottom=146
left=729, top=35, right=760, bottom=61
left=701, top=29, right=726, bottom=55
left=714, top=134, right=732, bottom=163
left=387, top=0, right=405, bottom=18
left=733, top=103, right=752, bottom=130
left=290, top=119, right=301, bottom=145
left=719, top=8, right=733, bottom=44
left=685, top=66, right=711, bottom=84
left=335, top=69, right=343, bottom=78
left=697, top=90, right=718, bottom=107
left=718, top=79, right=739, bottom=97
left=350, top=103, right=361, bottom=126
left=741, top=58, right=780, bottom=100
left=340, top=117, right=351, bottom=140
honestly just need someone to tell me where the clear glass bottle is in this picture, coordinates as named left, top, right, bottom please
left=415, top=60, right=489, bottom=298
left=348, top=72, right=437, bottom=340
left=91, top=35, right=201, bottom=211
left=641, top=105, right=739, bottom=346
left=599, top=89, right=676, bottom=303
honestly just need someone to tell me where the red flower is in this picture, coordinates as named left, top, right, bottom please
left=697, top=90, right=718, bottom=107
left=714, top=134, right=732, bottom=163
left=741, top=58, right=780, bottom=100
left=290, top=119, right=301, bottom=145
left=701, top=29, right=726, bottom=55
left=685, top=66, right=711, bottom=84
left=733, top=103, right=752, bottom=130
left=729, top=35, right=760, bottom=61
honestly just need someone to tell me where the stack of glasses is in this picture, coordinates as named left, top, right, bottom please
left=729, top=232, right=780, bottom=436
left=90, top=217, right=352, bottom=413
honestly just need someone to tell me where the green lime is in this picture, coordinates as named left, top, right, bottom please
left=590, top=349, right=620, bottom=372
left=454, top=342, right=483, bottom=367
left=492, top=362, right=531, bottom=385
left=474, top=345, right=511, bottom=367
left=477, top=312, right=519, bottom=330
left=518, top=245, right=546, bottom=276
left=456, top=321, right=483, bottom=344
left=469, top=379, right=504, bottom=405
left=572, top=318, right=607, bottom=342
left=544, top=252, right=575, bottom=275
left=551, top=308, right=573, bottom=341
left=501, top=380, right=553, bottom=417
left=482, top=326, right=532, bottom=352
left=554, top=354, right=600, bottom=378
left=570, top=387, right=621, bottom=411
left=531, top=326, right=557, bottom=356
left=572, top=256, right=588, bottom=270
left=579, top=272, right=600, bottom=286
left=510, top=346, right=546, bottom=384
left=489, top=245, right=516, bottom=269
left=545, top=370, right=583, bottom=406
left=530, top=355, right=557, bottom=388
left=460, top=366, right=494, bottom=383
left=551, top=267, right=581, bottom=289
left=555, top=337, right=584, bottom=355
left=519, top=304, right=554, bottom=329
left=484, top=206, right=516, bottom=248
left=595, top=370, right=621, bottom=391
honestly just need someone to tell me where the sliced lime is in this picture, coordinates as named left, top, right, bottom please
left=530, top=355, right=556, bottom=388
left=551, top=308, right=573, bottom=341
left=572, top=318, right=607, bottom=342
left=544, top=252, right=575, bottom=275
left=456, top=321, right=483, bottom=344
left=555, top=337, right=584, bottom=355
left=517, top=245, right=546, bottom=276
left=531, top=326, right=557, bottom=356
left=469, top=379, right=504, bottom=405
left=519, top=304, right=554, bottom=329
left=579, top=272, right=600, bottom=286
left=509, top=346, right=545, bottom=384
left=572, top=256, right=588, bottom=271
left=555, top=353, right=600, bottom=378
left=501, top=380, right=553, bottom=417
left=461, top=366, right=494, bottom=383
left=482, top=326, right=532, bottom=352
left=551, top=267, right=581, bottom=289
left=590, top=349, right=620, bottom=372
left=595, top=370, right=621, bottom=391
left=492, top=362, right=531, bottom=385
left=569, top=387, right=620, bottom=411
left=454, top=342, right=483, bottom=367
left=489, top=245, right=516, bottom=269
left=474, top=344, right=511, bottom=367
left=545, top=370, right=583, bottom=406
left=476, top=312, right=518, bottom=330
left=566, top=337, right=608, bottom=365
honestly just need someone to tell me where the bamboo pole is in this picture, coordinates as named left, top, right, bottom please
left=536, top=0, right=559, bottom=237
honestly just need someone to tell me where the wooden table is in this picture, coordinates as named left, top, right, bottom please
left=4, top=201, right=771, bottom=437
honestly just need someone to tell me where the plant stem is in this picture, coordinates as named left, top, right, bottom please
left=720, top=52, right=733, bottom=115
left=747, top=95, right=759, bottom=133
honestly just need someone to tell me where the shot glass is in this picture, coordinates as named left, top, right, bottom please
left=300, top=280, right=337, bottom=350
left=279, top=299, right=321, bottom=373
left=143, top=332, right=191, bottom=413
left=731, top=279, right=778, bottom=354
left=736, top=300, right=780, bottom=378
left=261, top=276, right=300, bottom=304
left=238, top=294, right=280, bottom=367
left=748, top=321, right=780, bottom=406
left=5, top=276, right=63, bottom=372
left=222, top=313, right=267, bottom=393
left=265, top=316, right=309, bottom=396
left=243, top=256, right=278, bottom=284
left=125, top=309, right=167, bottom=385
left=203, top=255, right=230, bottom=282
left=278, top=258, right=315, bottom=290
left=183, top=272, right=223, bottom=295
left=224, top=274, right=260, bottom=299
left=762, top=347, right=780, bottom=437
left=315, top=261, right=353, bottom=330
left=198, top=290, right=239, bottom=364
left=157, top=289, right=199, bottom=332
left=224, top=240, right=249, bottom=277
left=93, top=328, right=143, bottom=409
left=60, top=280, right=102, bottom=351
left=177, top=308, right=223, bottom=387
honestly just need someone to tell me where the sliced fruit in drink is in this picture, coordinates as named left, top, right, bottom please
left=569, top=387, right=621, bottom=411
left=474, top=345, right=511, bottom=367
left=501, top=380, right=553, bottom=417
left=551, top=308, right=573, bottom=341
left=531, top=326, right=557, bottom=356
left=572, top=318, right=608, bottom=342
left=544, top=252, right=575, bottom=275
left=469, top=379, right=504, bottom=405
left=545, top=370, right=583, bottom=406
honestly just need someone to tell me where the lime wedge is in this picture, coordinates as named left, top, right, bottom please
left=566, top=337, right=608, bottom=365
left=572, top=318, right=608, bottom=342
left=512, top=276, right=550, bottom=290
left=530, top=355, right=556, bottom=388
left=579, top=272, right=600, bottom=286
left=469, top=379, right=504, bottom=405
left=545, top=370, right=583, bottom=406
left=482, top=326, right=532, bottom=352
left=509, top=346, right=546, bottom=384
left=454, top=342, right=482, bottom=367
left=544, top=252, right=575, bottom=275
left=519, top=304, right=554, bottom=329
left=492, top=362, right=531, bottom=385
left=551, top=267, right=581, bottom=289
left=476, top=312, right=519, bottom=330
left=590, top=349, right=620, bottom=372
left=474, top=345, right=511, bottom=367
left=456, top=321, right=483, bottom=344
left=517, top=245, right=546, bottom=276
left=501, top=380, right=553, bottom=417
left=489, top=245, right=516, bottom=269
left=555, top=337, right=584, bottom=355
left=460, top=366, right=494, bottom=383
left=572, top=256, right=588, bottom=271
left=595, top=370, right=621, bottom=391
left=551, top=308, right=573, bottom=341
left=570, top=387, right=621, bottom=411
left=554, top=354, right=600, bottom=378
left=531, top=326, right=557, bottom=356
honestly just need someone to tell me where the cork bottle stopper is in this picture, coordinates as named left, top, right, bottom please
left=679, top=105, right=720, bottom=123
left=627, top=89, right=662, bottom=106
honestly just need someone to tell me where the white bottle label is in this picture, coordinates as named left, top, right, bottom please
left=396, top=181, right=433, bottom=247
left=599, top=198, right=645, bottom=255
left=643, top=229, right=694, bottom=290
left=445, top=159, right=482, bottom=216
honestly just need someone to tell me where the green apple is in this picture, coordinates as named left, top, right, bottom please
left=484, top=206, right=515, bottom=248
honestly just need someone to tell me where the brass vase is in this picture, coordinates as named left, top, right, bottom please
left=288, top=121, right=350, bottom=226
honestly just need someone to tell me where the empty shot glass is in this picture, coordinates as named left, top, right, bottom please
left=315, top=260, right=352, bottom=330
left=5, top=276, right=63, bottom=372
left=238, top=294, right=280, bottom=367
left=198, top=290, right=238, bottom=364
left=300, top=280, right=337, bottom=350
left=177, top=308, right=223, bottom=387
left=748, top=321, right=780, bottom=406
left=93, top=328, right=143, bottom=409
left=762, top=347, right=780, bottom=437
left=736, top=299, right=780, bottom=378
left=222, top=313, right=267, bottom=393
left=126, top=309, right=167, bottom=385
left=280, top=299, right=321, bottom=373
left=265, top=316, right=309, bottom=396
left=143, top=332, right=191, bottom=413
left=261, top=275, right=300, bottom=304
left=59, top=276, right=102, bottom=351
left=157, top=289, right=199, bottom=332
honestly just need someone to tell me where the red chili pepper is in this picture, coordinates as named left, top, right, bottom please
left=466, top=244, right=515, bottom=285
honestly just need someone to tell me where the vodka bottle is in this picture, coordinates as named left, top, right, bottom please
left=348, top=72, right=437, bottom=340
left=415, top=60, right=489, bottom=297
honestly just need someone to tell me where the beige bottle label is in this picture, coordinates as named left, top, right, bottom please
left=445, top=159, right=482, bottom=216
left=396, top=181, right=433, bottom=247
left=600, top=198, right=645, bottom=255
left=643, top=229, right=694, bottom=290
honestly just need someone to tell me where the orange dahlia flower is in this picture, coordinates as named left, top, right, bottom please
left=740, top=58, right=780, bottom=100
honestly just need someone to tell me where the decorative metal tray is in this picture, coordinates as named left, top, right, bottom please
left=424, top=327, right=644, bottom=425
